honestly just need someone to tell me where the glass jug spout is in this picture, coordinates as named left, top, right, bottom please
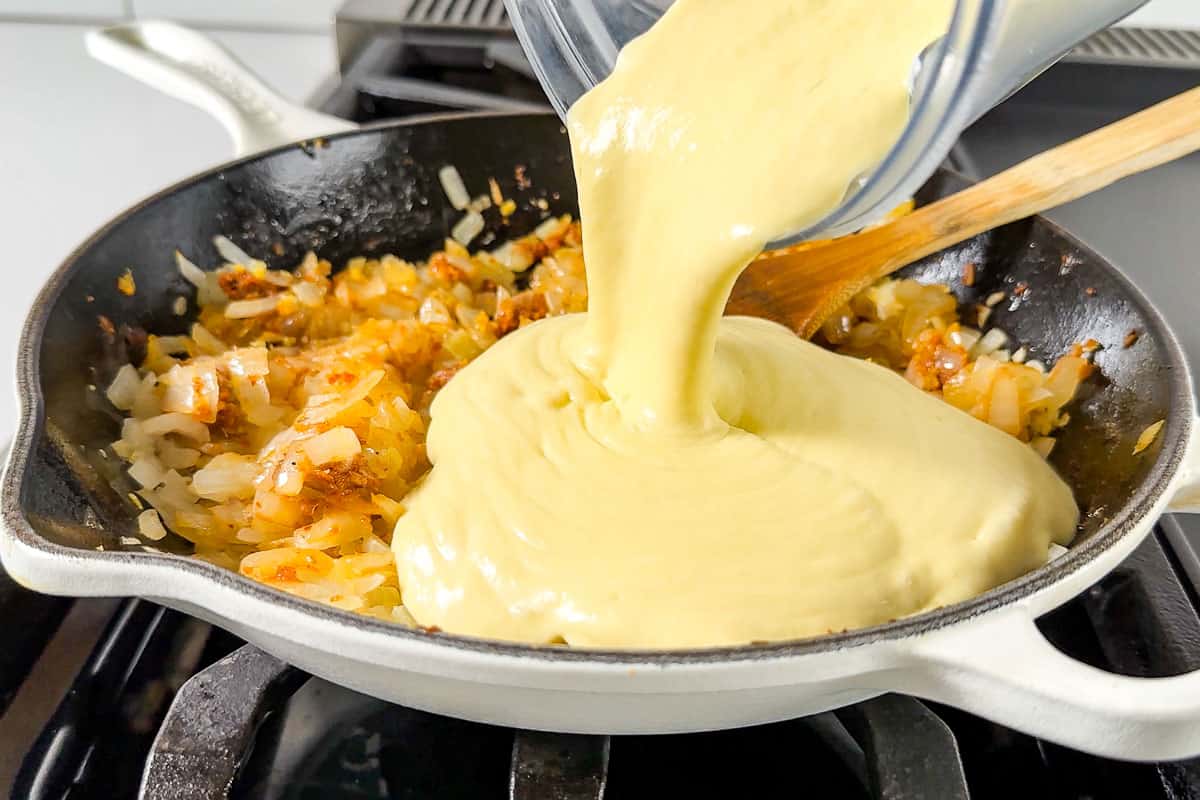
left=958, top=0, right=1150, bottom=123
left=503, top=0, right=1152, bottom=243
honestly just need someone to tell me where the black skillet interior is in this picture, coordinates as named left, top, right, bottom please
left=19, top=112, right=1181, bottom=563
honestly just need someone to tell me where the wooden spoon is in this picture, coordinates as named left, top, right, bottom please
left=728, top=84, right=1200, bottom=339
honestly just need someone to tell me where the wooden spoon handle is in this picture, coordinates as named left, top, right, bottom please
left=889, top=83, right=1200, bottom=267
left=735, top=83, right=1200, bottom=339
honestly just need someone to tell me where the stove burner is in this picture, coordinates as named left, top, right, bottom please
left=141, top=643, right=976, bottom=799
left=140, top=647, right=305, bottom=800
left=511, top=732, right=611, bottom=800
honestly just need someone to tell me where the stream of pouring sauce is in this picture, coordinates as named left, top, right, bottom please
left=391, top=0, right=1079, bottom=648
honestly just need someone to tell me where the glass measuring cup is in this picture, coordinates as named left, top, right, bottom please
left=503, top=0, right=1150, bottom=246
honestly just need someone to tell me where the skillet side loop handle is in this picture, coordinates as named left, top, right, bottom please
left=85, top=20, right=356, bottom=158
left=896, top=604, right=1200, bottom=761
left=1167, top=415, right=1200, bottom=513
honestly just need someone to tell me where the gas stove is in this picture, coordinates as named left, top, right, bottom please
left=4, top=4, right=1200, bottom=798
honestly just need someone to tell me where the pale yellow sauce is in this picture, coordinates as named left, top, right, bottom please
left=392, top=0, right=1079, bottom=648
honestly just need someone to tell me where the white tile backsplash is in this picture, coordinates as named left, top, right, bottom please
left=0, top=0, right=125, bottom=18
left=10, top=0, right=1198, bottom=33
left=131, top=0, right=340, bottom=30
left=1119, top=0, right=1200, bottom=29
left=131, top=0, right=1200, bottom=33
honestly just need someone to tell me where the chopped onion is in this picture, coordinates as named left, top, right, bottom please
left=192, top=453, right=259, bottom=501
left=358, top=276, right=388, bottom=300
left=348, top=573, right=387, bottom=595
left=155, top=335, right=192, bottom=356
left=172, top=296, right=188, bottom=316
left=1024, top=387, right=1055, bottom=406
left=275, top=462, right=305, bottom=496
left=1048, top=543, right=1069, bottom=560
left=231, top=373, right=282, bottom=426
left=131, top=374, right=162, bottom=420
left=301, top=427, right=362, bottom=466
left=451, top=210, right=485, bottom=246
left=986, top=373, right=1021, bottom=436
left=105, top=364, right=141, bottom=411
left=1134, top=420, right=1165, bottom=455
left=147, top=470, right=196, bottom=512
left=1031, top=436, right=1057, bottom=459
left=1045, top=356, right=1090, bottom=407
left=228, top=347, right=270, bottom=377
left=438, top=165, right=470, bottom=210
left=160, top=362, right=220, bottom=423
left=948, top=328, right=981, bottom=351
left=225, top=295, right=280, bottom=319
left=198, top=273, right=226, bottom=308
left=117, top=418, right=153, bottom=455
left=444, top=329, right=481, bottom=361
left=137, top=509, right=168, bottom=541
left=302, top=370, right=386, bottom=427
left=141, top=412, right=211, bottom=443
left=127, top=455, right=166, bottom=489
left=213, top=235, right=254, bottom=267
left=371, top=494, right=405, bottom=526
left=418, top=297, right=451, bottom=326
left=175, top=250, right=207, bottom=287
left=292, top=281, right=327, bottom=307
left=306, top=393, right=339, bottom=407
left=490, top=242, right=513, bottom=265
left=456, top=305, right=484, bottom=329
left=293, top=511, right=371, bottom=549
left=157, top=439, right=201, bottom=470
left=174, top=509, right=213, bottom=531
left=392, top=606, right=418, bottom=626
left=435, top=252, right=469, bottom=278
left=191, top=324, right=227, bottom=356
left=973, top=328, right=1009, bottom=356
left=235, top=527, right=273, bottom=544
left=534, top=214, right=569, bottom=240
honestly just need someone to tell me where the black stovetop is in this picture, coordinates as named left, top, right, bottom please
left=4, top=14, right=1200, bottom=800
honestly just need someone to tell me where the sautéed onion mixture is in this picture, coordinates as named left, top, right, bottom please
left=103, top=217, right=1090, bottom=626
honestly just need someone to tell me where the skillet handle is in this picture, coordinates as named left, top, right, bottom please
left=85, top=20, right=356, bottom=157
left=1166, top=416, right=1200, bottom=513
left=894, top=602, right=1200, bottom=761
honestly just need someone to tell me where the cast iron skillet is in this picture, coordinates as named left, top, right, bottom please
left=3, top=111, right=1198, bottom=757
left=14, top=112, right=1179, bottom=556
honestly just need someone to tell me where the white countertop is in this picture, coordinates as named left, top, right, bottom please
left=0, top=21, right=336, bottom=441
left=1121, top=0, right=1200, bottom=29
